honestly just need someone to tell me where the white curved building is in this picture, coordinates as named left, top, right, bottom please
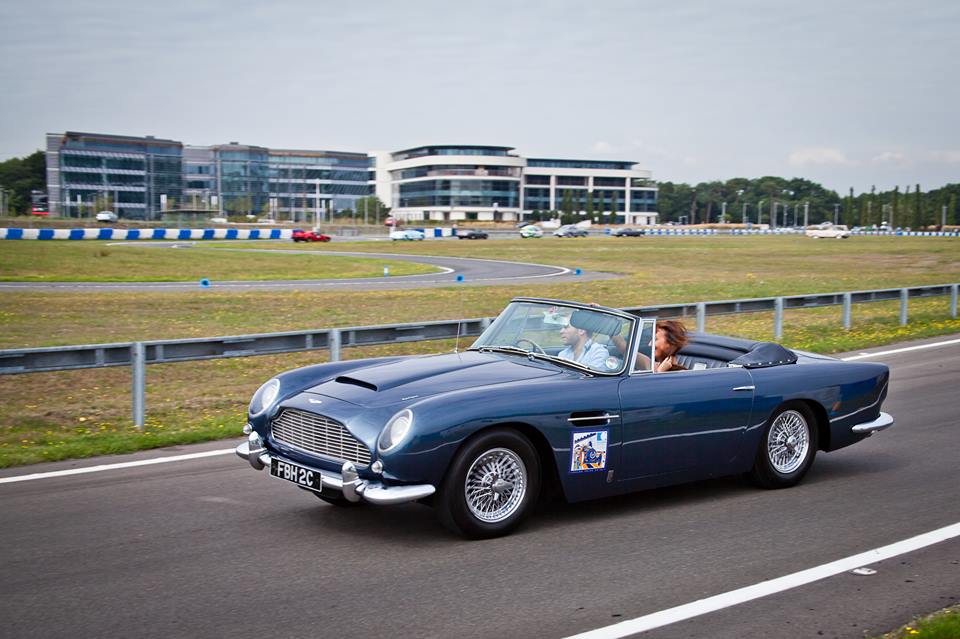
left=375, top=145, right=657, bottom=225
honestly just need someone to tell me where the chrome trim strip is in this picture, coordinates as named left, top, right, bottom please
left=851, top=411, right=894, bottom=434
left=732, top=385, right=755, bottom=391
left=567, top=414, right=619, bottom=422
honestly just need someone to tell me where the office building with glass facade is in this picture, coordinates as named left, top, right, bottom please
left=46, top=134, right=657, bottom=224
left=46, top=132, right=372, bottom=220
left=46, top=132, right=184, bottom=218
left=375, top=145, right=657, bottom=224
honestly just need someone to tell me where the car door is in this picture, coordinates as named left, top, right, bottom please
left=617, top=368, right=755, bottom=481
left=615, top=321, right=755, bottom=481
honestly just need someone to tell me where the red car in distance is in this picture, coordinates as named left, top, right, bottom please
left=292, top=230, right=331, bottom=242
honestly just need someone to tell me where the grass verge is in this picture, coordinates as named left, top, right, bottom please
left=0, top=240, right=438, bottom=281
left=872, top=604, right=960, bottom=638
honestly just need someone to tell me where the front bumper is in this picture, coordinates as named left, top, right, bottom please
left=235, top=440, right=436, bottom=506
left=851, top=411, right=894, bottom=434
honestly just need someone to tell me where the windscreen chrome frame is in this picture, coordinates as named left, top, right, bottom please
left=629, top=318, right=657, bottom=375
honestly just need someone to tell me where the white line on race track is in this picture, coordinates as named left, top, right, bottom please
left=564, top=522, right=960, bottom=639
left=0, top=448, right=235, bottom=484
left=841, top=336, right=960, bottom=360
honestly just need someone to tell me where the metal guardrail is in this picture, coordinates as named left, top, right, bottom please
left=1, top=284, right=957, bottom=427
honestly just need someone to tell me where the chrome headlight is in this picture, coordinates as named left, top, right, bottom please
left=249, top=378, right=280, bottom=416
left=378, top=409, right=413, bottom=453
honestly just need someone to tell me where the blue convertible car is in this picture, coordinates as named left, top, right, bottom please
left=237, top=298, right=893, bottom=538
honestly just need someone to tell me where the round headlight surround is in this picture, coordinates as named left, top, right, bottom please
left=378, top=409, right=414, bottom=453
left=249, top=378, right=280, bottom=416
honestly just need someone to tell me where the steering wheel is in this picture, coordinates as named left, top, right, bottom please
left=514, top=338, right=546, bottom=354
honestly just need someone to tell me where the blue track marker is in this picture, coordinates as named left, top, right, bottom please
left=574, top=268, right=582, bottom=275
left=200, top=278, right=211, bottom=288
left=456, top=274, right=465, bottom=282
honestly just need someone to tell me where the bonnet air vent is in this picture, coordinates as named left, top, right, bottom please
left=334, top=376, right=378, bottom=391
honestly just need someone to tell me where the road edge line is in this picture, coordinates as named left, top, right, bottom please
left=563, top=522, right=960, bottom=639
left=0, top=448, right=235, bottom=484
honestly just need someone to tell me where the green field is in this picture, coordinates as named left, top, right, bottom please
left=1, top=235, right=958, bottom=467
left=0, top=240, right=438, bottom=282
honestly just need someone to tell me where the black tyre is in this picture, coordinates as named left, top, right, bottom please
left=436, top=428, right=541, bottom=539
left=749, top=402, right=818, bottom=489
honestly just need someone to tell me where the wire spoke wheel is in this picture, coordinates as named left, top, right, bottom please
left=766, top=409, right=810, bottom=474
left=464, top=447, right=527, bottom=523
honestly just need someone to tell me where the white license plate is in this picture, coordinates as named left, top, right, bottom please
left=270, top=458, right=323, bottom=491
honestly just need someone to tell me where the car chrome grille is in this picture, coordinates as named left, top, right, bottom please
left=271, top=409, right=371, bottom=466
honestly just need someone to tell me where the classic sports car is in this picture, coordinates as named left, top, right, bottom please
left=292, top=229, right=331, bottom=242
left=612, top=227, right=646, bottom=237
left=237, top=298, right=893, bottom=539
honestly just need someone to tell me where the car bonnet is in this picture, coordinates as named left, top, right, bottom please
left=304, top=350, right=563, bottom=408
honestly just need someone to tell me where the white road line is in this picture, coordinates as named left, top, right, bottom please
left=564, top=521, right=960, bottom=639
left=841, top=337, right=960, bottom=360
left=0, top=448, right=235, bottom=484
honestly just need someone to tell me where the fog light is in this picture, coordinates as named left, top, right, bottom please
left=371, top=460, right=384, bottom=474
left=243, top=423, right=253, bottom=435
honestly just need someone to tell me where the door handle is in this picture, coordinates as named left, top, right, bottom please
left=732, top=385, right=755, bottom=391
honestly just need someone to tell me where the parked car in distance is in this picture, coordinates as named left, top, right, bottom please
left=519, top=224, right=543, bottom=238
left=95, top=211, right=118, bottom=222
left=612, top=227, right=645, bottom=237
left=553, top=224, right=589, bottom=237
left=209, top=217, right=229, bottom=224
left=456, top=230, right=488, bottom=240
left=806, top=223, right=851, bottom=239
left=236, top=297, right=895, bottom=539
left=384, top=216, right=397, bottom=227
left=390, top=229, right=425, bottom=241
left=292, top=229, right=331, bottom=242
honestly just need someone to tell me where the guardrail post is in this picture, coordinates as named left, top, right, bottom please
left=951, top=284, right=958, bottom=319
left=900, top=288, right=909, bottom=326
left=842, top=292, right=852, bottom=330
left=695, top=302, right=706, bottom=332
left=774, top=297, right=784, bottom=340
left=132, top=342, right=145, bottom=429
left=329, top=329, right=341, bottom=362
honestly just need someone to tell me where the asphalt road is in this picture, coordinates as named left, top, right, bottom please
left=1, top=336, right=957, bottom=639
left=0, top=243, right=618, bottom=291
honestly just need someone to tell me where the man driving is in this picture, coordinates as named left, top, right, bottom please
left=557, top=313, right=610, bottom=369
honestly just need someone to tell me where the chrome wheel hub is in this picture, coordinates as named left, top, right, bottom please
left=465, top=448, right=527, bottom=523
left=767, top=410, right=810, bottom=474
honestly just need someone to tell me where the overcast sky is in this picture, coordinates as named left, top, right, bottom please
left=1, top=0, right=957, bottom=193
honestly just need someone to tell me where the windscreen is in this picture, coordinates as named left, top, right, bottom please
left=471, top=301, right=636, bottom=374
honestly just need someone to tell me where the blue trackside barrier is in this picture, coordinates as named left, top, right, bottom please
left=0, top=228, right=295, bottom=240
left=1, top=225, right=954, bottom=241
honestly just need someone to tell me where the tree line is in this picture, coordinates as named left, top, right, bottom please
left=656, top=177, right=959, bottom=229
